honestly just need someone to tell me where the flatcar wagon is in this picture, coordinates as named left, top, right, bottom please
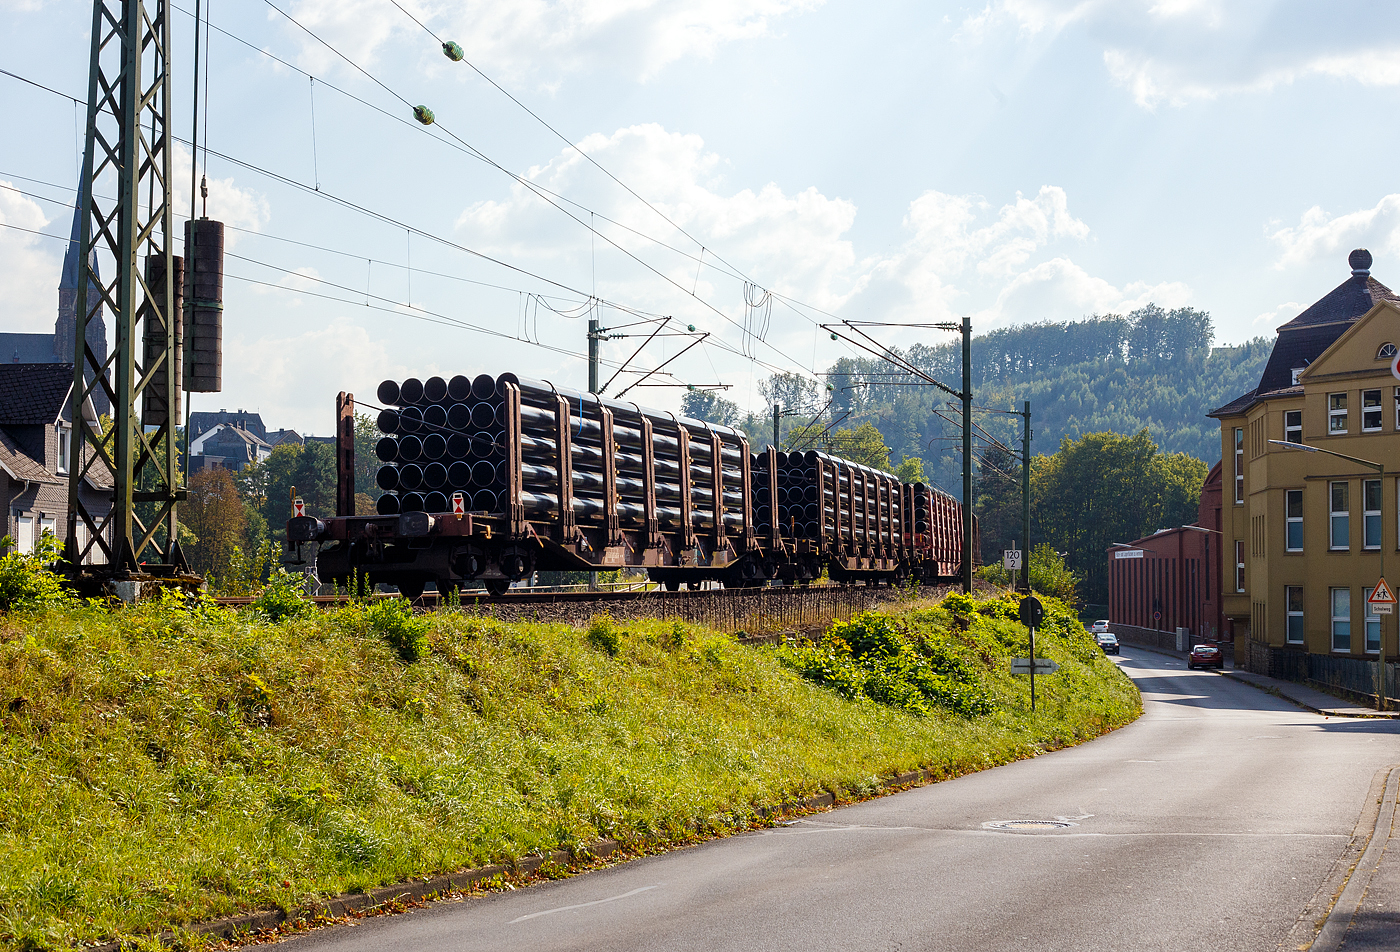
left=286, top=373, right=976, bottom=596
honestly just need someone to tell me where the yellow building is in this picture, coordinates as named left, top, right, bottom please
left=1210, top=250, right=1399, bottom=698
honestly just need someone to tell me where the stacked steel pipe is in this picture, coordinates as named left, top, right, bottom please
left=373, top=372, right=749, bottom=532
left=374, top=373, right=504, bottom=515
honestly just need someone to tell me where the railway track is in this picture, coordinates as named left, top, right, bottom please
left=215, top=580, right=956, bottom=636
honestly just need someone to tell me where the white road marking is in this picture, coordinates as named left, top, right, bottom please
left=508, top=885, right=660, bottom=924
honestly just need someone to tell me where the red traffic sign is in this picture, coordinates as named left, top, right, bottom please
left=452, top=491, right=465, bottom=515
left=292, top=497, right=305, bottom=518
left=1368, top=579, right=1396, bottom=605
left=1391, top=350, right=1400, bottom=381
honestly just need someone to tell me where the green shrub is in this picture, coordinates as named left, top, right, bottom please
left=250, top=569, right=314, bottom=622
left=0, top=534, right=71, bottom=612
left=585, top=615, right=621, bottom=656
left=779, top=611, right=995, bottom=718
left=366, top=597, right=430, bottom=662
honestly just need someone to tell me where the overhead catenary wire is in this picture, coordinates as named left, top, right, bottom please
left=0, top=60, right=835, bottom=405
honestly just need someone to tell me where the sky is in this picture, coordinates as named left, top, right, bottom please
left=4, top=0, right=1400, bottom=436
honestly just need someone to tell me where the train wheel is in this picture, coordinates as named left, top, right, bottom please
left=398, top=580, right=425, bottom=601
left=484, top=578, right=510, bottom=597
left=664, top=580, right=680, bottom=592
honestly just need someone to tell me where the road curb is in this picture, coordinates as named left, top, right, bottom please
left=82, top=770, right=946, bottom=951
left=1219, top=670, right=1399, bottom=719
left=1308, top=764, right=1400, bottom=952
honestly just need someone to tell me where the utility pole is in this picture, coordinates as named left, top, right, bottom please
left=1022, top=400, right=1031, bottom=593
left=68, top=0, right=186, bottom=587
left=587, top=317, right=601, bottom=395
left=961, top=316, right=973, bottom=594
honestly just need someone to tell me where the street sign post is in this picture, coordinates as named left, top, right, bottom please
left=1018, top=594, right=1047, bottom=711
left=1369, top=578, right=1396, bottom=615
left=1011, top=658, right=1060, bottom=675
left=1003, top=549, right=1022, bottom=571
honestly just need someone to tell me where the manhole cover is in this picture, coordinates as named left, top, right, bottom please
left=982, top=819, right=1077, bottom=831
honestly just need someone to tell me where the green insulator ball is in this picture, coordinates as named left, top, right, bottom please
left=830, top=332, right=838, bottom=340
left=442, top=41, right=464, bottom=61
left=413, top=105, right=435, bottom=125
left=687, top=324, right=696, bottom=332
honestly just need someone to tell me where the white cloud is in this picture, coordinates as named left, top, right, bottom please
left=863, top=185, right=1115, bottom=326
left=1267, top=195, right=1400, bottom=270
left=0, top=183, right=60, bottom=334
left=172, top=145, right=270, bottom=246
left=969, top=0, right=1400, bottom=109
left=457, top=123, right=864, bottom=316
left=223, top=316, right=406, bottom=437
left=280, top=0, right=821, bottom=84
left=449, top=125, right=1189, bottom=398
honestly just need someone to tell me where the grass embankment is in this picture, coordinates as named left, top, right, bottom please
left=0, top=589, right=1139, bottom=950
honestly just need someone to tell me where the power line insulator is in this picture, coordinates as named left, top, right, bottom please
left=442, top=41, right=464, bottom=61
left=414, top=105, right=435, bottom=125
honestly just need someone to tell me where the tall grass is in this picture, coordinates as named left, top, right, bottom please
left=0, top=590, right=1138, bottom=950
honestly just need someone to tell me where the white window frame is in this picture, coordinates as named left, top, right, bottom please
left=1235, top=540, right=1245, bottom=592
left=1284, top=409, right=1302, bottom=444
left=1285, top=489, right=1303, bottom=552
left=15, top=515, right=33, bottom=553
left=1364, top=587, right=1382, bottom=653
left=1330, top=481, right=1350, bottom=551
left=1329, top=392, right=1348, bottom=433
left=56, top=425, right=70, bottom=475
left=1364, top=478, right=1382, bottom=550
left=1331, top=587, right=1351, bottom=652
left=1234, top=427, right=1244, bottom=504
left=1363, top=389, right=1383, bottom=432
left=1286, top=585, right=1304, bottom=644
left=1379, top=342, right=1397, bottom=361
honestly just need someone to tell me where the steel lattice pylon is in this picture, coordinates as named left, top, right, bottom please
left=67, top=0, right=184, bottom=579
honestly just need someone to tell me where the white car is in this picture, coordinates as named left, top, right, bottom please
left=1090, top=620, right=1111, bottom=634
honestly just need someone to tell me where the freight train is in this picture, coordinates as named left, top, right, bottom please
left=285, top=373, right=977, bottom=597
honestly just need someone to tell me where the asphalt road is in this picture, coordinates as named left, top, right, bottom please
left=277, top=647, right=1400, bottom=952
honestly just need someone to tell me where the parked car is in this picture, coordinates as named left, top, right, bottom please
left=1188, top=643, right=1225, bottom=670
left=1090, top=620, right=1111, bottom=634
left=1095, top=632, right=1120, bottom=655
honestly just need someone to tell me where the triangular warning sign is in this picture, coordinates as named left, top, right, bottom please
left=1369, top=578, right=1396, bottom=605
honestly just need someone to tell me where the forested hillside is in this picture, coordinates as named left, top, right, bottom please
left=688, top=305, right=1273, bottom=500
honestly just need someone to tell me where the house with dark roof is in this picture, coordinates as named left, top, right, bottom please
left=0, top=199, right=110, bottom=415
left=189, top=423, right=272, bottom=474
left=1209, top=250, right=1400, bottom=691
left=189, top=408, right=266, bottom=443
left=0, top=363, right=111, bottom=559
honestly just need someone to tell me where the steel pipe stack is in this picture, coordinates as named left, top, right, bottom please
left=370, top=372, right=749, bottom=532
left=374, top=373, right=505, bottom=515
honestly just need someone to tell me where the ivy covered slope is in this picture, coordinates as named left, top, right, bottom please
left=0, top=586, right=1138, bottom=950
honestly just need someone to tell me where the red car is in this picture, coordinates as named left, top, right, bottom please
left=1187, top=643, right=1225, bottom=670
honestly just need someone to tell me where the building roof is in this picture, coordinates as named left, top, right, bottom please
left=203, top=424, right=271, bottom=450
left=189, top=409, right=266, bottom=440
left=0, top=427, right=59, bottom=484
left=0, top=333, right=61, bottom=365
left=0, top=363, right=74, bottom=426
left=1208, top=387, right=1258, bottom=418
left=1276, top=250, right=1400, bottom=330
left=1212, top=249, right=1395, bottom=416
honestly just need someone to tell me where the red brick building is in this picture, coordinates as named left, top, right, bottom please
left=1107, top=461, right=1225, bottom=646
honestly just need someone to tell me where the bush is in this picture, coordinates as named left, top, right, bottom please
left=251, top=569, right=314, bottom=622
left=779, top=611, right=994, bottom=718
left=977, top=543, right=1081, bottom=606
left=585, top=615, right=621, bottom=656
left=366, top=597, right=430, bottom=662
left=0, top=534, right=71, bottom=612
